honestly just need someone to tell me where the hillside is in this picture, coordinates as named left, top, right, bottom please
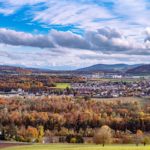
left=126, top=64, right=150, bottom=74
left=0, top=65, right=32, bottom=74
left=0, top=64, right=148, bottom=75
left=0, top=65, right=52, bottom=74
left=77, top=64, right=141, bottom=72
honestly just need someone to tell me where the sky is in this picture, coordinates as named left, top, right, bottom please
left=0, top=0, right=150, bottom=70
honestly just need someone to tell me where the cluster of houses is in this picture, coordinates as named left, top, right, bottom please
left=71, top=80, right=150, bottom=98
left=81, top=72, right=124, bottom=79
left=79, top=72, right=150, bottom=80
left=1, top=80, right=150, bottom=98
left=0, top=89, right=48, bottom=98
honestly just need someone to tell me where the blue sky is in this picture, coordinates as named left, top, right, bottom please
left=0, top=0, right=150, bottom=70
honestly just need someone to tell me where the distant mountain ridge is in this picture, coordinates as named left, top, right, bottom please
left=0, top=65, right=51, bottom=74
left=0, top=64, right=150, bottom=75
left=0, top=65, right=32, bottom=74
left=126, top=64, right=150, bottom=74
left=76, top=64, right=142, bottom=72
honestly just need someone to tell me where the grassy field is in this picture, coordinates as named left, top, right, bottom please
left=55, top=83, right=71, bottom=89
left=1, top=144, right=150, bottom=150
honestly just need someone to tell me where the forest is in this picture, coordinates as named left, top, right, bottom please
left=0, top=75, right=84, bottom=93
left=0, top=96, right=150, bottom=144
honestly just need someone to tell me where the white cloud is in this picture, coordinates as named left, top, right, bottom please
left=0, top=44, right=150, bottom=69
left=0, top=8, right=16, bottom=15
left=0, top=0, right=46, bottom=15
left=0, top=28, right=55, bottom=48
left=6, top=0, right=47, bottom=5
left=0, top=0, right=150, bottom=68
left=0, top=27, right=150, bottom=69
left=0, top=27, right=149, bottom=55
left=113, top=0, right=150, bottom=26
left=50, top=30, right=91, bottom=49
left=33, top=0, right=113, bottom=30
left=0, top=0, right=150, bottom=38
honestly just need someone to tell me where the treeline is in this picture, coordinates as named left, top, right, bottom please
left=0, top=96, right=150, bottom=143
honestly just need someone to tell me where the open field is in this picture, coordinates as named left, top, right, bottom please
left=1, top=144, right=150, bottom=150
left=55, top=83, right=71, bottom=89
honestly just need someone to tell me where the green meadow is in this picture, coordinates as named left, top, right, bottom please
left=2, top=144, right=150, bottom=150
left=55, top=83, right=71, bottom=89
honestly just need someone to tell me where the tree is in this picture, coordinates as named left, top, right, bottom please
left=84, top=95, right=91, bottom=101
left=93, top=125, right=112, bottom=146
left=6, top=123, right=17, bottom=140
left=44, top=130, right=54, bottom=143
left=142, top=136, right=150, bottom=146
left=135, top=130, right=143, bottom=146
left=26, top=126, right=38, bottom=142
left=0, top=124, right=5, bottom=140
left=38, top=126, right=44, bottom=142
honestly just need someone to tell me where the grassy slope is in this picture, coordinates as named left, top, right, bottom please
left=2, top=144, right=150, bottom=150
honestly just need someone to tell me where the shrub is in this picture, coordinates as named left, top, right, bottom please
left=122, top=135, right=133, bottom=144
left=66, top=135, right=84, bottom=143
left=70, top=138, right=77, bottom=143
left=142, top=136, right=150, bottom=146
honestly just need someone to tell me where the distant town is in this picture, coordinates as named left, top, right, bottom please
left=0, top=64, right=150, bottom=99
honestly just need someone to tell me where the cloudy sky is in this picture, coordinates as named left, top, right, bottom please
left=0, top=0, right=150, bottom=70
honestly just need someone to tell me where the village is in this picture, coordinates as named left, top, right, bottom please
left=0, top=78, right=150, bottom=99
left=71, top=80, right=150, bottom=98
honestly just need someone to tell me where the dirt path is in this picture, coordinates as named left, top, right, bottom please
left=0, top=141, right=31, bottom=149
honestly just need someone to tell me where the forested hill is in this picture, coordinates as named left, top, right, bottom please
left=76, top=64, right=141, bottom=72
left=126, top=64, right=150, bottom=74
left=0, top=65, right=32, bottom=74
